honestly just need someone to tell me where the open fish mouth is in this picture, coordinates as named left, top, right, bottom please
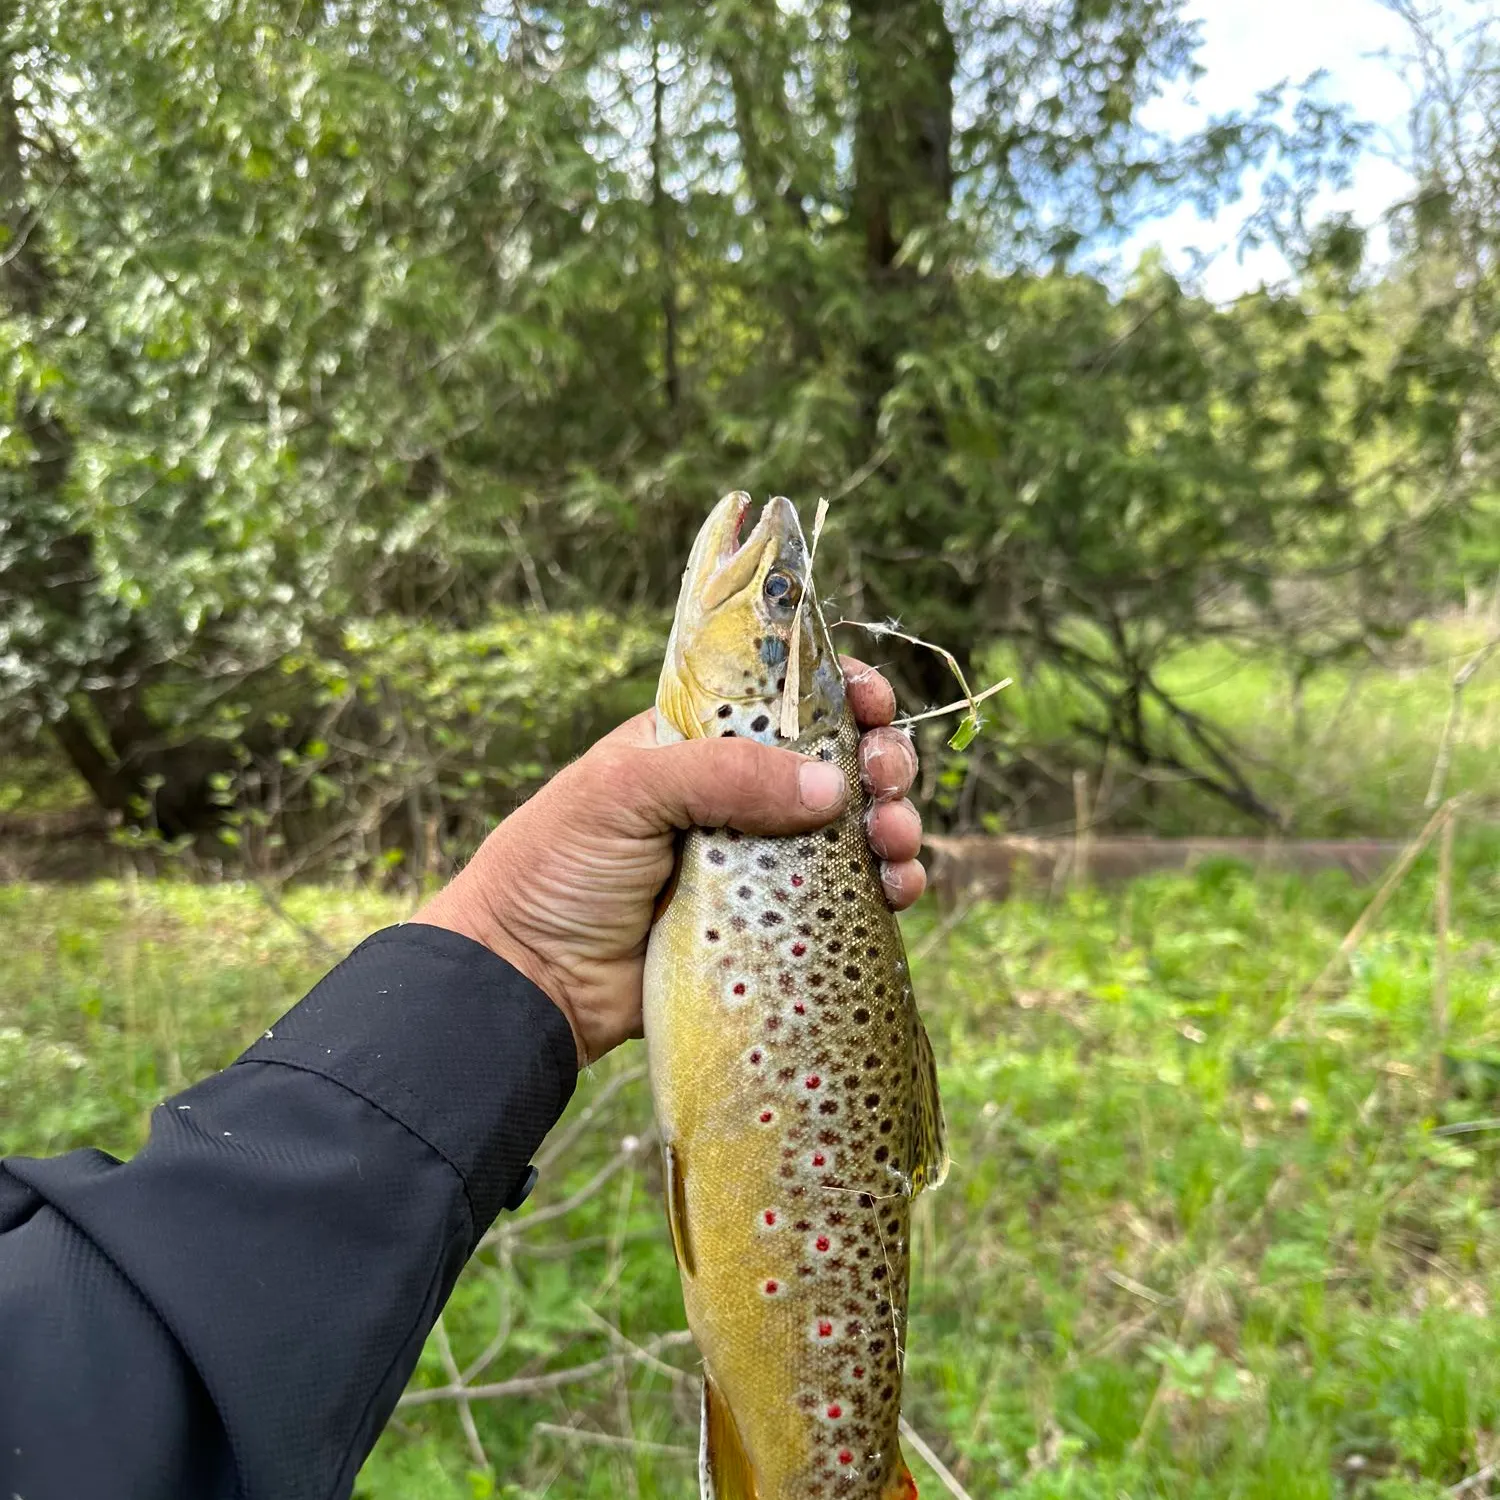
left=697, top=493, right=801, bottom=610
left=720, top=491, right=754, bottom=561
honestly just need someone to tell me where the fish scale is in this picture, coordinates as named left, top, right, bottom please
left=644, top=492, right=946, bottom=1500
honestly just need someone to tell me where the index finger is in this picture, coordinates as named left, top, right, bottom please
left=840, top=655, right=896, bottom=728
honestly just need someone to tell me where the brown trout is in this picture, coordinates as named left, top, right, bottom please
left=643, top=493, right=948, bottom=1500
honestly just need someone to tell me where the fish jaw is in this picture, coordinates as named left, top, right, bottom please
left=656, top=493, right=842, bottom=747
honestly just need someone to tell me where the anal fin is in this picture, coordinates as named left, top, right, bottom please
left=700, top=1373, right=758, bottom=1500
left=663, top=1141, right=694, bottom=1276
left=883, top=1456, right=920, bottom=1499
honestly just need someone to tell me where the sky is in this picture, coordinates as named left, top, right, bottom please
left=1123, top=0, right=1470, bottom=301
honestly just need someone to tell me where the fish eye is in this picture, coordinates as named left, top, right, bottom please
left=764, top=571, right=799, bottom=604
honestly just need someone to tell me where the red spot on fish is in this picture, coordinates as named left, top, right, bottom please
left=759, top=1110, right=774, bottom=1124
left=764, top=1210, right=777, bottom=1226
left=733, top=982, right=747, bottom=996
left=749, top=1050, right=763, bottom=1065
left=805, top=1075, right=822, bottom=1089
left=792, top=942, right=807, bottom=956
left=838, top=1449, right=854, bottom=1465
left=764, top=1280, right=780, bottom=1295
left=791, top=874, right=805, bottom=887
left=827, top=1404, right=842, bottom=1419
left=794, top=1003, right=807, bottom=1015
left=852, top=1366, right=865, bottom=1378
left=817, top=1321, right=833, bottom=1339
left=815, top=1235, right=830, bottom=1252
left=812, top=1153, right=826, bottom=1167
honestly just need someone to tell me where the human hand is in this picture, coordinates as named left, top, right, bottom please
left=413, top=658, right=925, bottom=1068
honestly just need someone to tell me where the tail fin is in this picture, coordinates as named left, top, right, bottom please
left=883, top=1458, right=919, bottom=1499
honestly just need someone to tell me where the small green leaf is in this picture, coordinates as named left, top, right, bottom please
left=948, top=713, right=981, bottom=752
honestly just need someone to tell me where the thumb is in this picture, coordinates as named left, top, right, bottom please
left=613, top=735, right=849, bottom=837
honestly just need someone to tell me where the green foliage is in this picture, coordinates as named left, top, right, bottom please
left=3, top=0, right=1495, bottom=841
left=6, top=855, right=1500, bottom=1495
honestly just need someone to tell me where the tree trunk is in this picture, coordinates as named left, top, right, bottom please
left=849, top=0, right=955, bottom=278
left=847, top=0, right=965, bottom=714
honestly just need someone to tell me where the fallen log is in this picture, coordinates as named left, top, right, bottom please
left=924, top=834, right=1409, bottom=905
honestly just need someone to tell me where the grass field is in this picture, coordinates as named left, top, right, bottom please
left=5, top=842, right=1500, bottom=1498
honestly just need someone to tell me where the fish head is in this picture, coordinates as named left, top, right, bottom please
left=655, top=492, right=844, bottom=746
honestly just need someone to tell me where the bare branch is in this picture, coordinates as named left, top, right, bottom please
left=532, top=1422, right=694, bottom=1459
left=900, top=1416, right=977, bottom=1500
left=397, top=1330, right=697, bottom=1408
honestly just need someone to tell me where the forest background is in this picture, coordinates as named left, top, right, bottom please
left=5, top=0, right=1499, bottom=865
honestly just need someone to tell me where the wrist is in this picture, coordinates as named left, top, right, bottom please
left=411, top=880, right=587, bottom=1070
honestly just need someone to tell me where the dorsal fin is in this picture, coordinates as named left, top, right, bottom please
left=700, top=1373, right=758, bottom=1500
left=663, top=1141, right=694, bottom=1276
left=907, top=1014, right=949, bottom=1197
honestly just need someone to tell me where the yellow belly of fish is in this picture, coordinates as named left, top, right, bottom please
left=643, top=722, right=923, bottom=1500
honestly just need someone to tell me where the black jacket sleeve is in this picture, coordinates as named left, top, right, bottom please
left=0, top=924, right=579, bottom=1500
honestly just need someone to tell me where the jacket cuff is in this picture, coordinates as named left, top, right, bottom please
left=241, top=924, right=578, bottom=1235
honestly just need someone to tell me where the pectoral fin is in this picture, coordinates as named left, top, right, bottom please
left=663, top=1141, right=694, bottom=1276
left=700, top=1373, right=758, bottom=1500
left=907, top=1014, right=949, bottom=1197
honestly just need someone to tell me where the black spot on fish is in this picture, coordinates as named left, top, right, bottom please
left=824, top=829, right=839, bottom=844
left=853, top=1007, right=870, bottom=1025
left=721, top=729, right=737, bottom=737
left=751, top=714, right=770, bottom=732
left=760, top=911, right=784, bottom=926
left=717, top=704, right=732, bottom=718
left=708, top=849, right=726, bottom=866
left=844, top=964, right=862, bottom=981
